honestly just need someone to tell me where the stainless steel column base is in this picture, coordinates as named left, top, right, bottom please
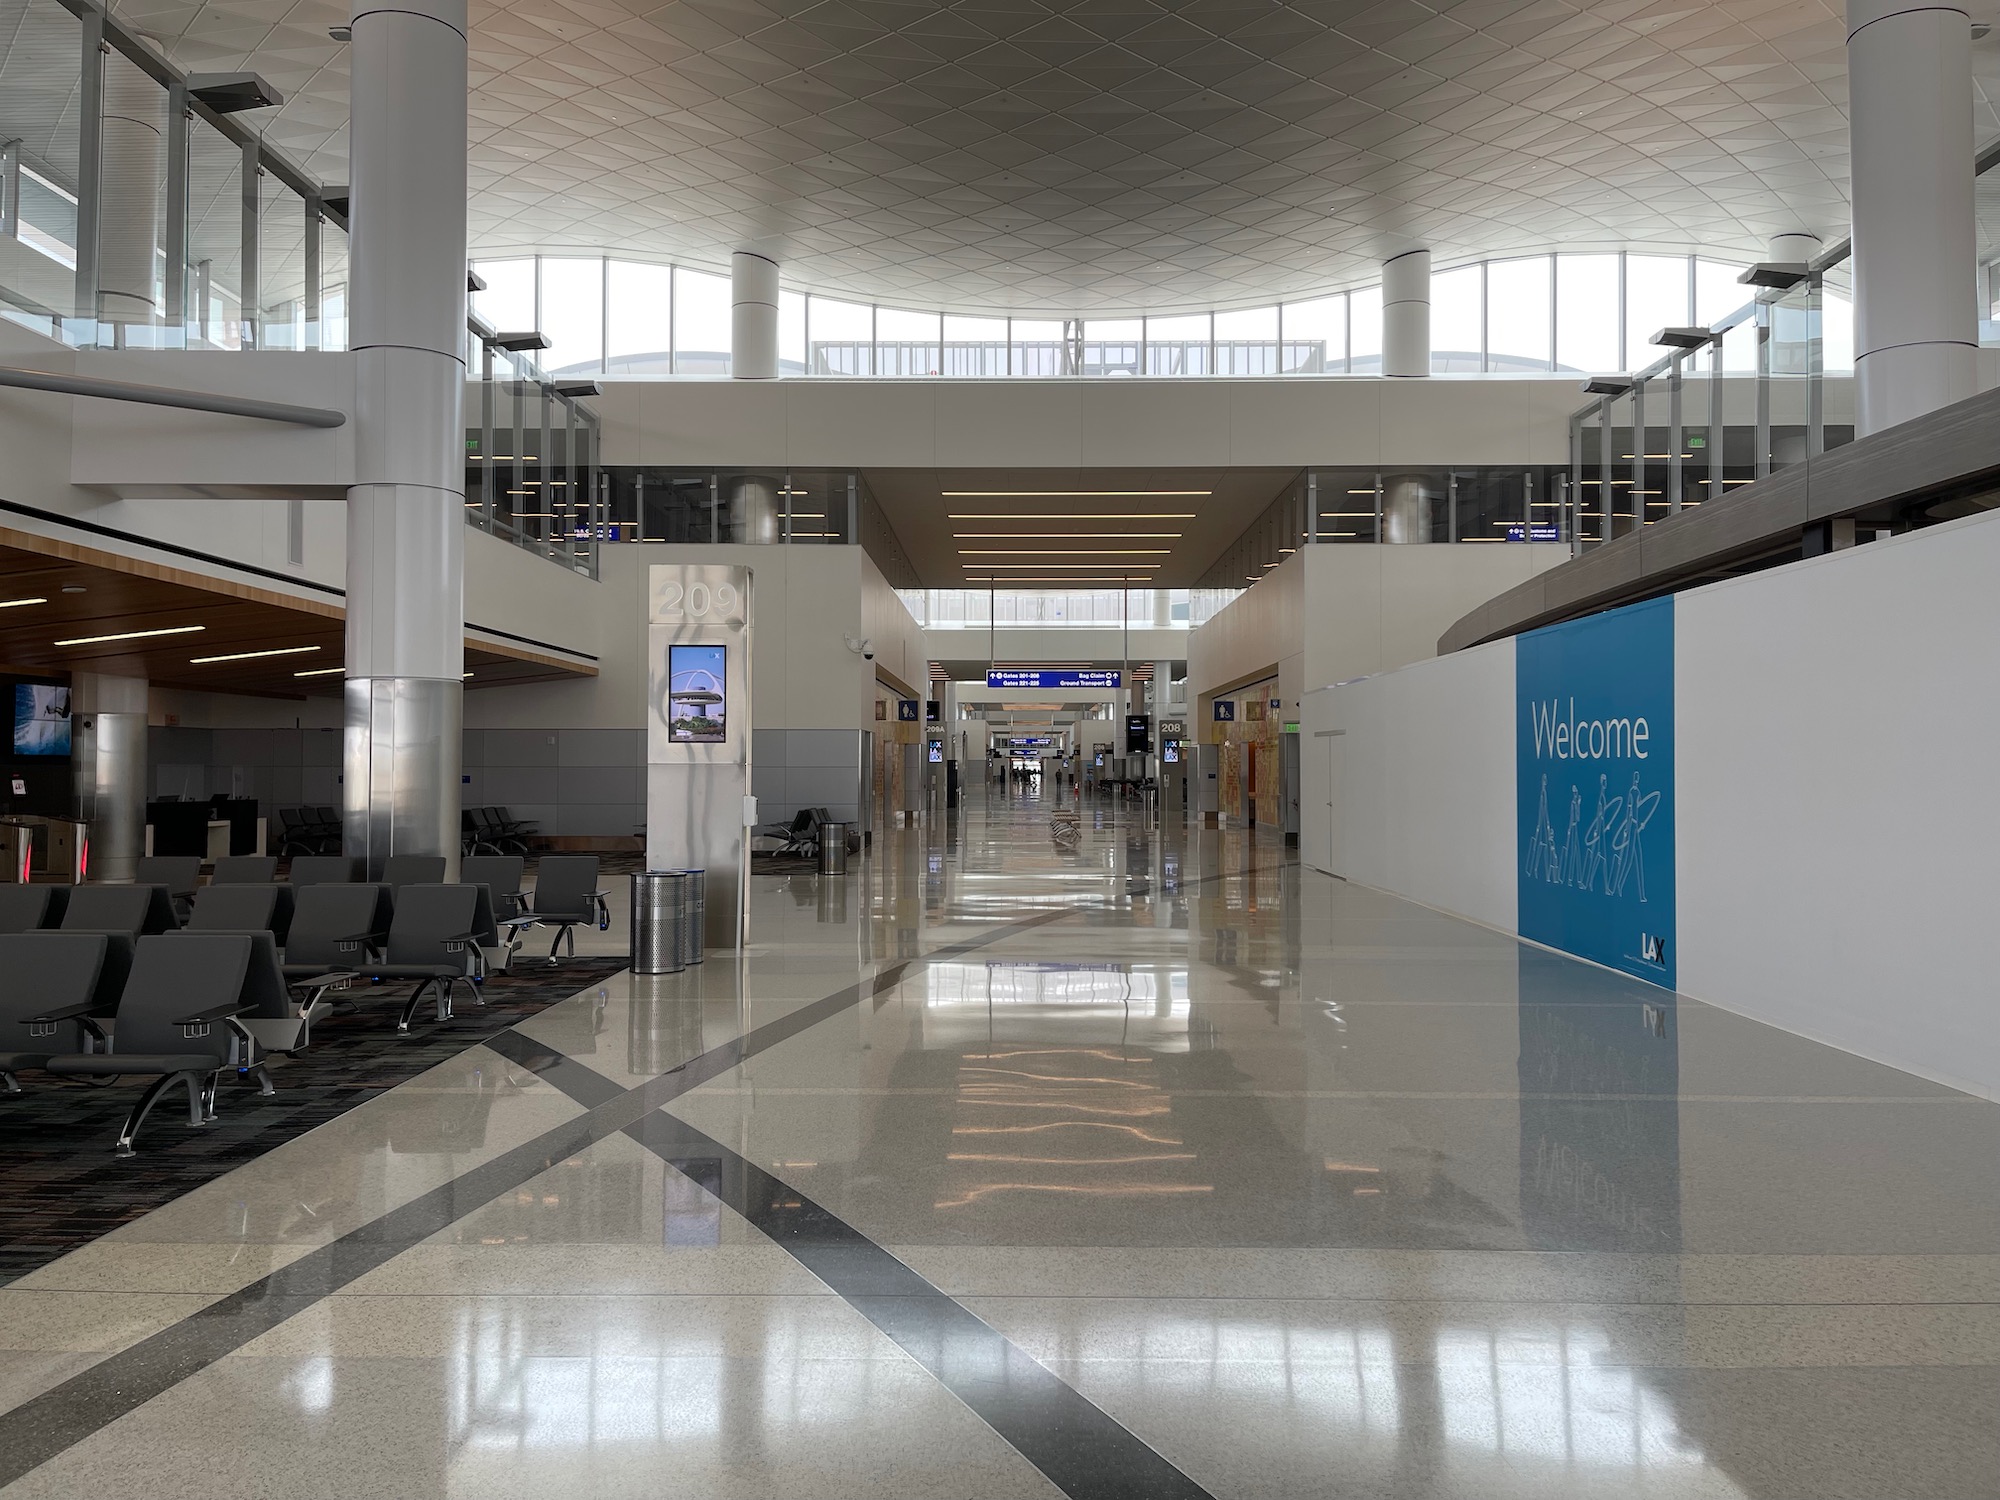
left=343, top=676, right=463, bottom=881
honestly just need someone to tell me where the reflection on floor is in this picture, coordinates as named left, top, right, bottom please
left=0, top=783, right=1995, bottom=1500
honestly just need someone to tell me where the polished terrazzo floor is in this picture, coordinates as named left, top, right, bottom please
left=0, top=784, right=1994, bottom=1498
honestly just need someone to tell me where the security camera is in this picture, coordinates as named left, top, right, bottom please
left=863, top=647, right=875, bottom=661
left=844, top=634, right=874, bottom=659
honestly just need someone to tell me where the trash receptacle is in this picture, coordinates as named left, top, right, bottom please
left=630, top=871, right=686, bottom=974
left=818, top=822, right=851, bottom=876
left=679, top=868, right=705, bottom=966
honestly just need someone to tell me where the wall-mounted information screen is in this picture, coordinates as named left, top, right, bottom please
left=666, top=644, right=728, bottom=743
left=13, top=683, right=71, bottom=757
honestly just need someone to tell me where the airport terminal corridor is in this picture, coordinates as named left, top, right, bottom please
left=0, top=785, right=1993, bottom=1500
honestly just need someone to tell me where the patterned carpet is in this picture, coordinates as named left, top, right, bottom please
left=0, top=959, right=628, bottom=1285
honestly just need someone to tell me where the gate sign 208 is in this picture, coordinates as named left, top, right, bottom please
left=1515, top=596, right=1675, bottom=987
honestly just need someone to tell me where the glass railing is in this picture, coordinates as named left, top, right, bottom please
left=1563, top=249, right=1853, bottom=551
left=464, top=314, right=603, bottom=579
left=0, top=0, right=346, bottom=351
left=1195, top=467, right=1572, bottom=588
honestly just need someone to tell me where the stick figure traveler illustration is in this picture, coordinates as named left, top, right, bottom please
left=1525, top=773, right=1560, bottom=882
left=1558, top=783, right=1585, bottom=888
left=1608, top=769, right=1663, bottom=901
left=1579, top=773, right=1623, bottom=895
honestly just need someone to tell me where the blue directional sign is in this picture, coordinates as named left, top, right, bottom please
left=986, top=669, right=1122, bottom=689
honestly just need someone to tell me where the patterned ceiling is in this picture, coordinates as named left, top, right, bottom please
left=107, top=0, right=2000, bottom=315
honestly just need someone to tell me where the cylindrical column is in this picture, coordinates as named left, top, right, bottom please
left=71, top=674, right=147, bottom=883
left=97, top=59, right=165, bottom=329
left=1768, top=232, right=1823, bottom=266
left=1846, top=0, right=1976, bottom=436
left=728, top=474, right=781, bottom=544
left=1382, top=474, right=1433, bottom=543
left=342, top=0, right=468, bottom=879
left=1381, top=249, right=1431, bottom=377
left=731, top=250, right=779, bottom=379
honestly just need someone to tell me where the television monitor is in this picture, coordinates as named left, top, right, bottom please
left=13, top=684, right=71, bottom=757
left=1163, top=744, right=1180, bottom=764
left=666, top=645, right=727, bottom=743
left=927, top=740, right=943, bottom=764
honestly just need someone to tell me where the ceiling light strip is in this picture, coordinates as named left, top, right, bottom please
left=55, top=625, right=205, bottom=646
left=941, top=490, right=1211, bottom=498
left=190, top=645, right=321, bottom=664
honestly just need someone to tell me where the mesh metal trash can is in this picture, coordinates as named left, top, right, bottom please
left=818, top=822, right=851, bottom=875
left=630, top=871, right=687, bottom=974
left=679, top=868, right=705, bottom=966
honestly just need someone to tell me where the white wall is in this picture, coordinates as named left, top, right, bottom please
left=1189, top=543, right=1567, bottom=721
left=1676, top=511, right=2000, bottom=1100
left=593, top=376, right=1596, bottom=468
left=1311, top=509, right=2000, bottom=1100
left=1305, top=640, right=1517, bottom=934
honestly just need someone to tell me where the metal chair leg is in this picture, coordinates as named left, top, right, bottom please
left=116, top=1071, right=201, bottom=1156
left=200, top=1073, right=221, bottom=1121
left=397, top=979, right=436, bottom=1033
left=1, top=1071, right=19, bottom=1095
left=243, top=1061, right=276, bottom=1096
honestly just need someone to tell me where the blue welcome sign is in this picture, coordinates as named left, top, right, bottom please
left=1516, top=596, right=1675, bottom=987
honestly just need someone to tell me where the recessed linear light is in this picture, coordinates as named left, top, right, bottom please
left=949, top=512, right=1197, bottom=520
left=963, top=562, right=1162, bottom=570
left=191, top=645, right=320, bottom=664
left=295, top=666, right=343, bottom=678
left=952, top=532, right=1182, bottom=539
left=941, top=490, right=1211, bottom=498
left=956, top=549, right=1171, bottom=556
left=55, top=625, right=204, bottom=646
left=0, top=597, right=48, bottom=609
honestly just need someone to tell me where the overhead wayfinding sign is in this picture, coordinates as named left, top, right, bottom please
left=986, top=669, right=1121, bottom=689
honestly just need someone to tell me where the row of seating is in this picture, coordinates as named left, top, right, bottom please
left=277, top=807, right=542, bottom=859
left=0, top=856, right=611, bottom=1153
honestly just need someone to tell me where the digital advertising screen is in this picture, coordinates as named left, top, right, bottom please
left=927, top=740, right=944, bottom=764
left=13, top=683, right=71, bottom=757
left=666, top=645, right=728, bottom=744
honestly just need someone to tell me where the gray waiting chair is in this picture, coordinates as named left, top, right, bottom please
left=63, top=884, right=179, bottom=937
left=40, top=933, right=258, bottom=1155
left=514, top=855, right=608, bottom=964
left=0, top=932, right=109, bottom=1092
left=347, top=884, right=485, bottom=1032
left=226, top=929, right=353, bottom=1056
left=211, top=856, right=279, bottom=883
left=188, top=883, right=296, bottom=946
left=281, top=884, right=392, bottom=981
left=383, top=855, right=448, bottom=894
left=0, top=885, right=67, bottom=933
left=135, top=857, right=204, bottom=922
left=462, top=855, right=526, bottom=970
left=288, top=855, right=361, bottom=886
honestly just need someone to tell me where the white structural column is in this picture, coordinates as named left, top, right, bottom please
left=342, top=0, right=468, bottom=878
left=71, top=673, right=147, bottom=882
left=1846, top=0, right=1976, bottom=436
left=1381, top=249, right=1431, bottom=377
left=731, top=251, right=779, bottom=379
left=97, top=61, right=164, bottom=328
left=1768, top=231, right=1823, bottom=267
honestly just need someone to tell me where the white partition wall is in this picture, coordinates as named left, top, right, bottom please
left=1306, top=507, right=2000, bottom=1100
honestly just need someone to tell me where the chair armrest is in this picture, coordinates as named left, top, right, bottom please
left=22, top=1000, right=100, bottom=1025
left=440, top=931, right=483, bottom=953
left=496, top=914, right=542, bottom=931
left=288, top=970, right=357, bottom=998
left=173, top=1000, right=248, bottom=1039
left=332, top=930, right=387, bottom=954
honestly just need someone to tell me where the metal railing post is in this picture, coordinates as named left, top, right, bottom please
left=1755, top=302, right=1772, bottom=481
left=74, top=6, right=104, bottom=334
left=1668, top=354, right=1683, bottom=517
left=239, top=139, right=260, bottom=348
left=163, top=82, right=187, bottom=344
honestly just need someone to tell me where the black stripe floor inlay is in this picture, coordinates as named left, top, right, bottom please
left=483, top=1027, right=1218, bottom=1500
left=0, top=906, right=1101, bottom=1492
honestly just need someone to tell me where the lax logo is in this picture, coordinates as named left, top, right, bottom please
left=1640, top=933, right=1668, bottom=967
